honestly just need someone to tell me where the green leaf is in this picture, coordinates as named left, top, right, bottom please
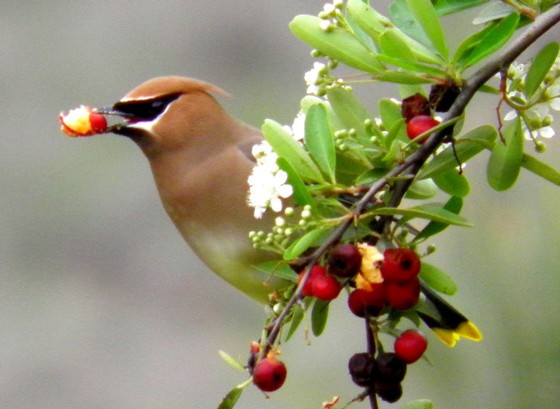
left=455, top=12, right=520, bottom=70
left=218, top=350, right=245, bottom=371
left=355, top=168, right=389, bottom=185
left=305, top=104, right=336, bottom=183
left=400, top=398, right=435, bottom=409
left=283, top=227, right=334, bottom=261
left=289, top=15, right=384, bottom=74
left=375, top=70, right=436, bottom=85
left=254, top=260, right=299, bottom=282
left=327, top=87, right=374, bottom=143
left=473, top=1, right=515, bottom=25
left=413, top=196, right=463, bottom=242
left=420, top=262, right=458, bottom=295
left=285, top=303, right=305, bottom=342
left=348, top=0, right=443, bottom=65
left=433, top=0, right=489, bottom=16
left=379, top=98, right=404, bottom=132
left=405, top=0, right=449, bottom=59
left=418, top=125, right=497, bottom=179
left=346, top=0, right=393, bottom=43
left=217, top=380, right=251, bottom=409
left=277, top=157, right=314, bottom=207
left=376, top=54, right=450, bottom=78
left=336, top=153, right=373, bottom=185
left=262, top=119, right=323, bottom=183
left=487, top=118, right=524, bottom=191
left=525, top=42, right=560, bottom=99
left=372, top=204, right=472, bottom=226
left=378, top=28, right=414, bottom=59
left=405, top=179, right=438, bottom=199
left=521, top=153, right=560, bottom=186
left=390, top=0, right=432, bottom=48
left=311, top=298, right=330, bottom=336
left=432, top=169, right=471, bottom=197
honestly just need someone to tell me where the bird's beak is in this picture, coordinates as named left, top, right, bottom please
left=91, top=106, right=140, bottom=136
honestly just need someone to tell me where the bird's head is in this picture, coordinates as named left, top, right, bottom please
left=97, top=76, right=233, bottom=156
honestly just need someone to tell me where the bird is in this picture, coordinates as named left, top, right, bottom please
left=61, top=76, right=481, bottom=345
left=99, top=76, right=288, bottom=303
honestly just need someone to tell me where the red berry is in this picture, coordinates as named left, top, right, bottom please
left=297, top=265, right=326, bottom=297
left=327, top=244, right=362, bottom=278
left=406, top=115, right=440, bottom=144
left=252, top=356, right=287, bottom=392
left=394, top=329, right=428, bottom=364
left=348, top=286, right=385, bottom=317
left=381, top=248, right=421, bottom=282
left=89, top=112, right=108, bottom=133
left=385, top=278, right=420, bottom=310
left=312, top=274, right=342, bottom=301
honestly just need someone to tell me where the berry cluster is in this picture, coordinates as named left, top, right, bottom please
left=348, top=330, right=427, bottom=403
left=253, top=244, right=427, bottom=398
left=348, top=247, right=422, bottom=317
left=401, top=93, right=441, bottom=144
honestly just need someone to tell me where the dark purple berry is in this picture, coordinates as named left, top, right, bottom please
left=348, top=353, right=376, bottom=387
left=376, top=353, right=407, bottom=383
left=328, top=244, right=362, bottom=278
left=375, top=381, right=403, bottom=403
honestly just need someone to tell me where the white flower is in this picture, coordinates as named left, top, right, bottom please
left=504, top=104, right=555, bottom=140
left=508, top=62, right=528, bottom=79
left=323, top=3, right=335, bottom=14
left=304, top=62, right=327, bottom=95
left=291, top=112, right=306, bottom=141
left=247, top=141, right=293, bottom=218
left=282, top=111, right=306, bottom=142
left=544, top=81, right=560, bottom=111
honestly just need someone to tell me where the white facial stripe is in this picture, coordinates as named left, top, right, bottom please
left=123, top=97, right=175, bottom=132
left=127, top=118, right=158, bottom=134
left=120, top=95, right=158, bottom=102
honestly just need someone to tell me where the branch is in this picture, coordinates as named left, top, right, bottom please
left=259, top=3, right=560, bottom=360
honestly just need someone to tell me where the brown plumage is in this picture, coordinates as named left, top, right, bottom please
left=108, top=76, right=286, bottom=303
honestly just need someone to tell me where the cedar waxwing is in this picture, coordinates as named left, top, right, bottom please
left=101, top=76, right=288, bottom=303
left=61, top=76, right=481, bottom=345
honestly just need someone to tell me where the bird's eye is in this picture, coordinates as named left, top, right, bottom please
left=113, top=93, right=181, bottom=121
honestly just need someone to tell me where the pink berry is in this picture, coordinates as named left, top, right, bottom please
left=394, top=330, right=428, bottom=364
left=381, top=248, right=421, bottom=282
left=252, top=356, right=287, bottom=392
left=406, top=115, right=440, bottom=144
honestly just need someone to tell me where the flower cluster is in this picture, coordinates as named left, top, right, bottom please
left=247, top=141, right=293, bottom=219
left=317, top=0, right=345, bottom=31
left=503, top=56, right=560, bottom=143
left=247, top=112, right=309, bottom=219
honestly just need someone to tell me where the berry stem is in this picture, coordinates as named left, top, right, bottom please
left=365, top=319, right=380, bottom=409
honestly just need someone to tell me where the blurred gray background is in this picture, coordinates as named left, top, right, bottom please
left=1, top=1, right=559, bottom=408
